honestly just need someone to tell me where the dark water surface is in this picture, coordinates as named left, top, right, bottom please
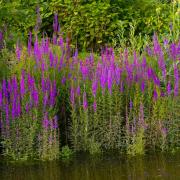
left=0, top=152, right=180, bottom=180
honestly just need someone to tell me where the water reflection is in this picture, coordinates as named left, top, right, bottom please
left=0, top=153, right=180, bottom=180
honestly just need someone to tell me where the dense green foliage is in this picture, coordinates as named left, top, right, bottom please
left=0, top=0, right=179, bottom=51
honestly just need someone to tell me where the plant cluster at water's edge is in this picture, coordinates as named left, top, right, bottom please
left=0, top=15, right=179, bottom=161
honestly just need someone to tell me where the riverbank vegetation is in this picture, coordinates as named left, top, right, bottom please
left=0, top=0, right=179, bottom=161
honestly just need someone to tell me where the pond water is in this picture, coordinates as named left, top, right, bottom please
left=0, top=152, right=180, bottom=180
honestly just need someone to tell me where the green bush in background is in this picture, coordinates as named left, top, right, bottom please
left=0, top=0, right=179, bottom=51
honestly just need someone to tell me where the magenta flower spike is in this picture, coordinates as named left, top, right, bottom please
left=0, top=88, right=2, bottom=107
left=59, top=36, right=64, bottom=49
left=174, top=65, right=179, bottom=96
left=153, top=89, right=158, bottom=101
left=100, top=66, right=107, bottom=93
left=167, top=81, right=171, bottom=96
left=92, top=79, right=98, bottom=97
left=31, top=86, right=39, bottom=107
left=20, top=73, right=25, bottom=97
left=107, top=69, right=113, bottom=94
left=76, top=86, right=81, bottom=96
left=141, top=81, right=145, bottom=93
left=50, top=80, right=57, bottom=107
left=49, top=51, right=54, bottom=67
left=5, top=104, right=9, bottom=128
left=170, top=43, right=177, bottom=61
left=43, top=92, right=48, bottom=110
left=142, top=57, right=147, bottom=69
left=70, top=87, right=75, bottom=106
left=83, top=91, right=88, bottom=110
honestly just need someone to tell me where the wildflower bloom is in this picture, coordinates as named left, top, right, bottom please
left=0, top=88, right=2, bottom=107
left=76, top=86, right=81, bottom=96
left=20, top=73, right=25, bottom=97
left=174, top=65, right=179, bottom=96
left=92, top=79, right=98, bottom=97
left=167, top=81, right=171, bottom=96
left=70, top=87, right=75, bottom=106
left=153, top=89, right=158, bottom=101
left=83, top=91, right=88, bottom=110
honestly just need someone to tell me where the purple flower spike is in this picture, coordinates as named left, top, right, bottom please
left=31, top=87, right=39, bottom=106
left=107, top=69, right=113, bottom=94
left=0, top=88, right=2, bottom=107
left=76, top=86, right=81, bottom=96
left=20, top=74, right=25, bottom=97
left=70, top=87, right=75, bottom=106
left=141, top=81, right=145, bottom=93
left=153, top=89, right=158, bottom=101
left=92, top=80, right=98, bottom=97
left=167, top=81, right=171, bottom=96
left=83, top=91, right=88, bottom=110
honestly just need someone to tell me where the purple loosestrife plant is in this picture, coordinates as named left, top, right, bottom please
left=167, top=81, right=171, bottom=96
left=70, top=87, right=75, bottom=107
left=153, top=88, right=158, bottom=101
left=174, top=64, right=179, bottom=96
left=20, top=73, right=25, bottom=97
left=83, top=91, right=88, bottom=110
left=76, top=86, right=81, bottom=96
left=92, top=79, right=98, bottom=97
left=0, top=88, right=2, bottom=107
left=107, top=69, right=113, bottom=94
